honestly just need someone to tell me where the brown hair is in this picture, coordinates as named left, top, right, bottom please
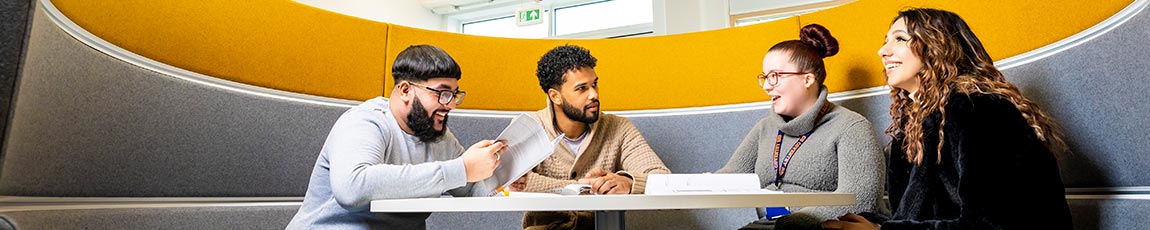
left=886, top=8, right=1067, bottom=165
left=768, top=24, right=839, bottom=85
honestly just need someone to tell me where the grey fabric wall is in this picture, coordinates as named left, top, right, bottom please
left=3, top=1, right=1150, bottom=229
left=0, top=205, right=298, bottom=230
left=1001, top=8, right=1150, bottom=188
left=628, top=111, right=762, bottom=173
left=624, top=95, right=895, bottom=175
left=0, top=0, right=34, bottom=176
left=9, top=1, right=1147, bottom=197
left=447, top=116, right=512, bottom=148
left=1067, top=198, right=1150, bottom=230
left=0, top=5, right=346, bottom=197
left=0, top=207, right=757, bottom=230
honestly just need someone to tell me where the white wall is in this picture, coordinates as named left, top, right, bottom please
left=294, top=0, right=444, bottom=30
left=653, top=0, right=729, bottom=35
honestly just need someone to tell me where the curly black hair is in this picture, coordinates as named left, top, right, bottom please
left=536, top=45, right=597, bottom=93
left=392, top=45, right=461, bottom=84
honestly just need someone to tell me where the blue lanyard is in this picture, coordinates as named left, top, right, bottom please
left=770, top=102, right=831, bottom=189
left=772, top=130, right=811, bottom=189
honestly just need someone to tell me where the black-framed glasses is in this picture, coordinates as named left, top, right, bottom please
left=756, top=71, right=808, bottom=87
left=408, top=82, right=466, bottom=105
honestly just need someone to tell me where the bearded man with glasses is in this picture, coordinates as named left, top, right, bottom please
left=288, top=45, right=507, bottom=230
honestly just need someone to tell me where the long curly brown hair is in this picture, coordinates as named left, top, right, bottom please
left=886, top=8, right=1067, bottom=165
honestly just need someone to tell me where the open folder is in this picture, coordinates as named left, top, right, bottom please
left=477, top=113, right=562, bottom=197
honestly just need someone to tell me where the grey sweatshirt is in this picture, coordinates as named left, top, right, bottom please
left=287, top=97, right=485, bottom=230
left=717, top=87, right=887, bottom=227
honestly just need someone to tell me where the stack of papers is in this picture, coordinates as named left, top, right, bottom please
left=645, top=173, right=780, bottom=195
left=502, top=192, right=562, bottom=197
left=477, top=114, right=562, bottom=197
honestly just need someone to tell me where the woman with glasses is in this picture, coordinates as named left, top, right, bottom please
left=822, top=8, right=1072, bottom=230
left=716, top=24, right=886, bottom=230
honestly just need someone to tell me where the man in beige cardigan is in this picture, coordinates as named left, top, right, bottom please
left=512, top=45, right=671, bottom=229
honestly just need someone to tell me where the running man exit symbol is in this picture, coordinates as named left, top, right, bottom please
left=516, top=5, right=543, bottom=26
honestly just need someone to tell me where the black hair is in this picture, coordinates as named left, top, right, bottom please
left=392, top=45, right=461, bottom=84
left=536, top=45, right=597, bottom=93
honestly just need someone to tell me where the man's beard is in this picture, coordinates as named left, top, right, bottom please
left=406, top=97, right=448, bottom=142
left=560, top=98, right=600, bottom=124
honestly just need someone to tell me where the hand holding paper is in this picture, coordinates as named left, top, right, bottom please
left=478, top=114, right=562, bottom=197
left=461, top=140, right=507, bottom=182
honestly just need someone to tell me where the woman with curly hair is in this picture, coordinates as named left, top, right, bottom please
left=823, top=8, right=1072, bottom=230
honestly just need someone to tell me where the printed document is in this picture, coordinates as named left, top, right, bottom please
left=645, top=173, right=781, bottom=195
left=478, top=113, right=561, bottom=197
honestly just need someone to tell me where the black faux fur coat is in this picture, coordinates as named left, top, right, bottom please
left=876, top=92, right=1072, bottom=229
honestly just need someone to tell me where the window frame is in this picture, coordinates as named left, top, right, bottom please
left=729, top=0, right=854, bottom=26
left=452, top=0, right=654, bottom=39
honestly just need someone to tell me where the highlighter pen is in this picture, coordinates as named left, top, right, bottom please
left=496, top=186, right=509, bottom=197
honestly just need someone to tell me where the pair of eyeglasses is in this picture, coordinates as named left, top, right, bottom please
left=408, top=82, right=466, bottom=105
left=756, top=71, right=808, bottom=87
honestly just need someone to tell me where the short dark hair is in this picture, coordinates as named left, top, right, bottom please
left=536, top=45, right=597, bottom=93
left=392, top=45, right=461, bottom=84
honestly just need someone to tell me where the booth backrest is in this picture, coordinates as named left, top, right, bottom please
left=2, top=0, right=1149, bottom=229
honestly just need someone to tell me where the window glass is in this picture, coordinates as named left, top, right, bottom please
left=462, top=13, right=549, bottom=38
left=734, top=8, right=822, bottom=26
left=554, top=0, right=652, bottom=36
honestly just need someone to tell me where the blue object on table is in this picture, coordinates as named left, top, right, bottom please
left=764, top=207, right=791, bottom=220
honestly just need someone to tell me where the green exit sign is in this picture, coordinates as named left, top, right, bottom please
left=516, top=5, right=543, bottom=26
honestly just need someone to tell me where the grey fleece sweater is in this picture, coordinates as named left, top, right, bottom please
left=717, top=88, right=887, bottom=227
left=287, top=97, right=483, bottom=230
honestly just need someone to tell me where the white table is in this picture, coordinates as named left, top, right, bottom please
left=371, top=193, right=855, bottom=230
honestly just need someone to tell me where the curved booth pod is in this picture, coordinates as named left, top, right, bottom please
left=1, top=0, right=1148, bottom=229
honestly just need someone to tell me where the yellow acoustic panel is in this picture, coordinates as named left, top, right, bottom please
left=386, top=20, right=799, bottom=111
left=52, top=0, right=389, bottom=100
left=798, top=0, right=1131, bottom=94
left=51, top=0, right=1132, bottom=110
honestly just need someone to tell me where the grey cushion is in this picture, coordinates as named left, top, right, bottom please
left=1067, top=198, right=1150, bottom=230
left=0, top=204, right=298, bottom=230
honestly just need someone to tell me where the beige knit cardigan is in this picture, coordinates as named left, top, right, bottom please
left=522, top=105, right=672, bottom=194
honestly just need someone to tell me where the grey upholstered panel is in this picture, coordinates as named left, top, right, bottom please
left=5, top=0, right=1149, bottom=229
left=628, top=110, right=763, bottom=173
left=428, top=212, right=524, bottom=229
left=0, top=204, right=298, bottom=230
left=0, top=207, right=757, bottom=230
left=1000, top=6, right=1150, bottom=187
left=836, top=95, right=894, bottom=145
left=432, top=210, right=757, bottom=230
left=626, top=209, right=758, bottom=230
left=0, top=0, right=34, bottom=173
left=0, top=5, right=344, bottom=196
left=446, top=116, right=512, bottom=148
left=0, top=216, right=12, bottom=230
left=1068, top=198, right=1150, bottom=230
left=626, top=94, right=894, bottom=175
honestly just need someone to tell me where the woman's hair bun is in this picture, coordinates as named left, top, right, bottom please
left=799, top=24, right=839, bottom=58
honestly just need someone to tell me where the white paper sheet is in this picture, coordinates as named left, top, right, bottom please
left=645, top=173, right=781, bottom=195
left=478, top=113, right=561, bottom=197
